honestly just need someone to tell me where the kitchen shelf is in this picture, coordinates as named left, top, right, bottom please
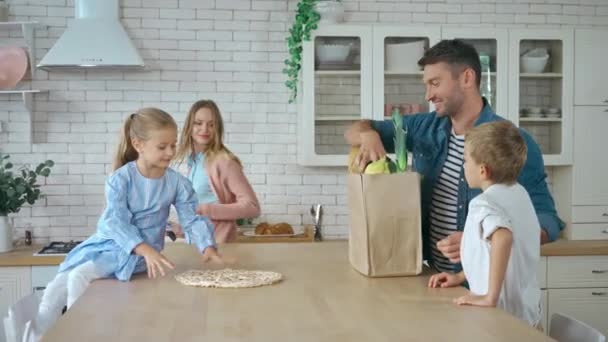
left=384, top=70, right=423, bottom=76
left=315, top=115, right=360, bottom=121
left=520, top=117, right=562, bottom=122
left=0, top=90, right=47, bottom=142
left=0, top=21, right=40, bottom=77
left=520, top=73, right=563, bottom=78
left=315, top=70, right=360, bottom=76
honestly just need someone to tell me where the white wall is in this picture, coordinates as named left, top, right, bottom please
left=1, top=0, right=607, bottom=243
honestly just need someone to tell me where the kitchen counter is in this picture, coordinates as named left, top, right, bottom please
left=41, top=242, right=551, bottom=342
left=0, top=245, right=64, bottom=266
left=0, top=238, right=606, bottom=267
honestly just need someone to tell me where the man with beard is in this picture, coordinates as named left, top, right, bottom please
left=344, top=39, right=562, bottom=274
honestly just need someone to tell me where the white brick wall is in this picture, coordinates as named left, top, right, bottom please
left=1, top=0, right=607, bottom=242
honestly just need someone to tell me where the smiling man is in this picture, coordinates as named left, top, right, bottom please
left=344, top=39, right=563, bottom=274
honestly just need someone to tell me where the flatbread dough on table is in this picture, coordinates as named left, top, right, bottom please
left=175, top=269, right=283, bottom=288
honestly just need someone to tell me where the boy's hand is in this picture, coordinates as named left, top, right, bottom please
left=428, top=272, right=464, bottom=288
left=202, top=247, right=236, bottom=265
left=454, top=292, right=497, bottom=307
left=134, top=243, right=175, bottom=279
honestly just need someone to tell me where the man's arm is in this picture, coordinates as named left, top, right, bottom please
left=518, top=129, right=565, bottom=243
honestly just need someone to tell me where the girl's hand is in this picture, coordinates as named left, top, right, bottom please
left=134, top=243, right=175, bottom=279
left=202, top=247, right=236, bottom=265
left=196, top=204, right=211, bottom=217
left=454, top=293, right=497, bottom=307
left=428, top=272, right=464, bottom=288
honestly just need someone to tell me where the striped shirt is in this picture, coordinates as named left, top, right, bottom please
left=430, top=131, right=465, bottom=273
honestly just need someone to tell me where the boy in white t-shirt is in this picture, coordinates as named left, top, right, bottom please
left=428, top=121, right=542, bottom=327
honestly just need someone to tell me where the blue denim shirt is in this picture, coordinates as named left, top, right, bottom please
left=371, top=99, right=564, bottom=268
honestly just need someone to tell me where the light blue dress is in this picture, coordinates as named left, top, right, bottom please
left=57, top=161, right=216, bottom=281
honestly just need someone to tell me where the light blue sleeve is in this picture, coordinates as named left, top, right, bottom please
left=174, top=174, right=216, bottom=253
left=98, top=173, right=144, bottom=254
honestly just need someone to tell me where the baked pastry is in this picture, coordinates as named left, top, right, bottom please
left=255, top=222, right=271, bottom=235
left=270, top=222, right=294, bottom=235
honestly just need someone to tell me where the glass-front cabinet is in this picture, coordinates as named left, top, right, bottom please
left=299, top=25, right=372, bottom=166
left=509, top=29, right=574, bottom=166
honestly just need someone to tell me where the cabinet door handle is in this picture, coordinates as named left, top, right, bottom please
left=604, top=99, right=608, bottom=103
left=592, top=292, right=607, bottom=296
left=604, top=109, right=608, bottom=112
left=591, top=270, right=607, bottom=274
left=602, top=213, right=608, bottom=216
left=602, top=230, right=608, bottom=234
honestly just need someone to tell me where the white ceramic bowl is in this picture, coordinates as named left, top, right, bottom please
left=521, top=55, right=549, bottom=73
left=546, top=107, right=561, bottom=114
left=528, top=107, right=542, bottom=115
left=316, top=44, right=351, bottom=63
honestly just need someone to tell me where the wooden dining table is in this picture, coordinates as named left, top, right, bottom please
left=41, top=241, right=553, bottom=341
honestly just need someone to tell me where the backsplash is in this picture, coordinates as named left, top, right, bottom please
left=0, top=0, right=606, bottom=242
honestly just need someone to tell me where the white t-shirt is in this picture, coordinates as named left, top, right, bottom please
left=461, top=183, right=541, bottom=326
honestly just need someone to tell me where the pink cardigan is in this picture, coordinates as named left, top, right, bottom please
left=195, top=156, right=260, bottom=243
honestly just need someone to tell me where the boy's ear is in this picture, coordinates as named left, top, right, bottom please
left=480, top=164, right=491, bottom=180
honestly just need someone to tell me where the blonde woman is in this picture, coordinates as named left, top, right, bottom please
left=173, top=100, right=260, bottom=243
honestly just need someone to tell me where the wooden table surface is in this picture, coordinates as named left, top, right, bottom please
left=41, top=242, right=552, bottom=342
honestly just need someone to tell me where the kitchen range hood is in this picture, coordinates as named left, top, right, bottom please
left=37, top=0, right=144, bottom=70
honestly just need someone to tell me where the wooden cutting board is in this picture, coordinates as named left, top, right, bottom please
left=236, top=224, right=314, bottom=243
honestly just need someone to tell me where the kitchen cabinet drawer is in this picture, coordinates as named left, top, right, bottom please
left=541, top=289, right=548, bottom=333
left=572, top=206, right=608, bottom=223
left=538, top=257, right=547, bottom=289
left=566, top=223, right=608, bottom=240
left=31, top=265, right=59, bottom=293
left=548, top=256, right=608, bottom=288
left=0, top=267, right=32, bottom=342
left=548, top=288, right=608, bottom=337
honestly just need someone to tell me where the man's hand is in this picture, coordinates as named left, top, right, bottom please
left=437, top=231, right=463, bottom=263
left=355, top=130, right=387, bottom=170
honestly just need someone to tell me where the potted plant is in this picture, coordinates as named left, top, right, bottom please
left=0, top=153, right=54, bottom=252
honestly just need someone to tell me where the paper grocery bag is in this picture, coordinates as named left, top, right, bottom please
left=347, top=172, right=422, bottom=277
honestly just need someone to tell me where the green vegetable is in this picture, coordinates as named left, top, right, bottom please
left=392, top=109, right=408, bottom=172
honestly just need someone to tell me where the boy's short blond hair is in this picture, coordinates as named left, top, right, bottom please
left=465, top=121, right=527, bottom=184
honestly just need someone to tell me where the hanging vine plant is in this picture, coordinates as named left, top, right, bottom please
left=283, top=0, right=321, bottom=103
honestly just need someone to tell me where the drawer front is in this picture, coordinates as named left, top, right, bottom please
left=31, top=265, right=59, bottom=291
left=568, top=223, right=608, bottom=240
left=538, top=257, right=547, bottom=289
left=541, top=289, right=548, bottom=334
left=572, top=206, right=608, bottom=223
left=548, top=256, right=608, bottom=288
left=548, top=288, right=608, bottom=337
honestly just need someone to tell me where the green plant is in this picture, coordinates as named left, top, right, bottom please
left=283, top=0, right=321, bottom=103
left=0, top=154, right=54, bottom=216
left=236, top=218, right=253, bottom=226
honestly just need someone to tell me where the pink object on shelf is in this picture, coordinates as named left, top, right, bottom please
left=0, top=46, right=29, bottom=90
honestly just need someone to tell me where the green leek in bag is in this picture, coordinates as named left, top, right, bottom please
left=392, top=109, right=408, bottom=172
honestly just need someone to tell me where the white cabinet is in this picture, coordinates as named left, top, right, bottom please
left=441, top=28, right=509, bottom=117
left=548, top=288, right=608, bottom=337
left=298, top=25, right=574, bottom=166
left=0, top=267, right=32, bottom=342
left=31, top=265, right=59, bottom=295
left=508, top=29, right=574, bottom=166
left=572, top=106, right=608, bottom=206
left=372, top=25, right=440, bottom=121
left=574, top=29, right=608, bottom=106
left=544, top=256, right=608, bottom=336
left=299, top=24, right=373, bottom=166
